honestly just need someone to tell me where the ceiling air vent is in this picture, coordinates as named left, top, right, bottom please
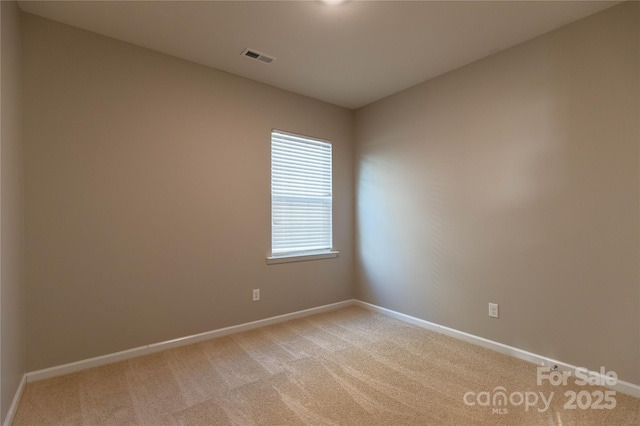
left=241, top=48, right=275, bottom=64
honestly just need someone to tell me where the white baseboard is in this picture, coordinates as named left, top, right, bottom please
left=23, top=298, right=640, bottom=400
left=3, top=374, right=26, bottom=426
left=26, top=299, right=355, bottom=383
left=354, top=300, right=640, bottom=398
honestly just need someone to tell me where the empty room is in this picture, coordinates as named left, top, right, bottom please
left=1, top=0, right=639, bottom=425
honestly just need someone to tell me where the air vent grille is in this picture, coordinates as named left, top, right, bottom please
left=242, top=48, right=275, bottom=64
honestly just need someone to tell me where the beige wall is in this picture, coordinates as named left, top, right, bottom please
left=1, top=0, right=26, bottom=422
left=22, top=14, right=354, bottom=371
left=355, top=2, right=639, bottom=384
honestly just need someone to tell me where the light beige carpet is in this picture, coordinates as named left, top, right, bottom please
left=12, top=306, right=640, bottom=425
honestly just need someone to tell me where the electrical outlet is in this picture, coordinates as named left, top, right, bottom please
left=488, top=303, right=499, bottom=318
left=252, top=289, right=260, bottom=302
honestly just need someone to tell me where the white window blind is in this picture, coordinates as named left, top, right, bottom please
left=271, top=130, right=333, bottom=256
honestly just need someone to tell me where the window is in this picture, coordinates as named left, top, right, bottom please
left=268, top=130, right=338, bottom=263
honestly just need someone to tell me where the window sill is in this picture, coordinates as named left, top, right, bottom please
left=266, top=251, right=339, bottom=265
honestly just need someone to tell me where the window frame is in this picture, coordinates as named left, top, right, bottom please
left=267, top=130, right=339, bottom=265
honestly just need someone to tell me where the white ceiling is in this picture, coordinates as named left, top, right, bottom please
left=18, top=0, right=621, bottom=109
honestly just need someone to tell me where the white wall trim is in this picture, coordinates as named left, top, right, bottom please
left=26, top=299, right=355, bottom=383
left=2, top=374, right=26, bottom=426
left=354, top=300, right=640, bottom=398
left=23, top=298, right=640, bottom=399
left=266, top=251, right=339, bottom=265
